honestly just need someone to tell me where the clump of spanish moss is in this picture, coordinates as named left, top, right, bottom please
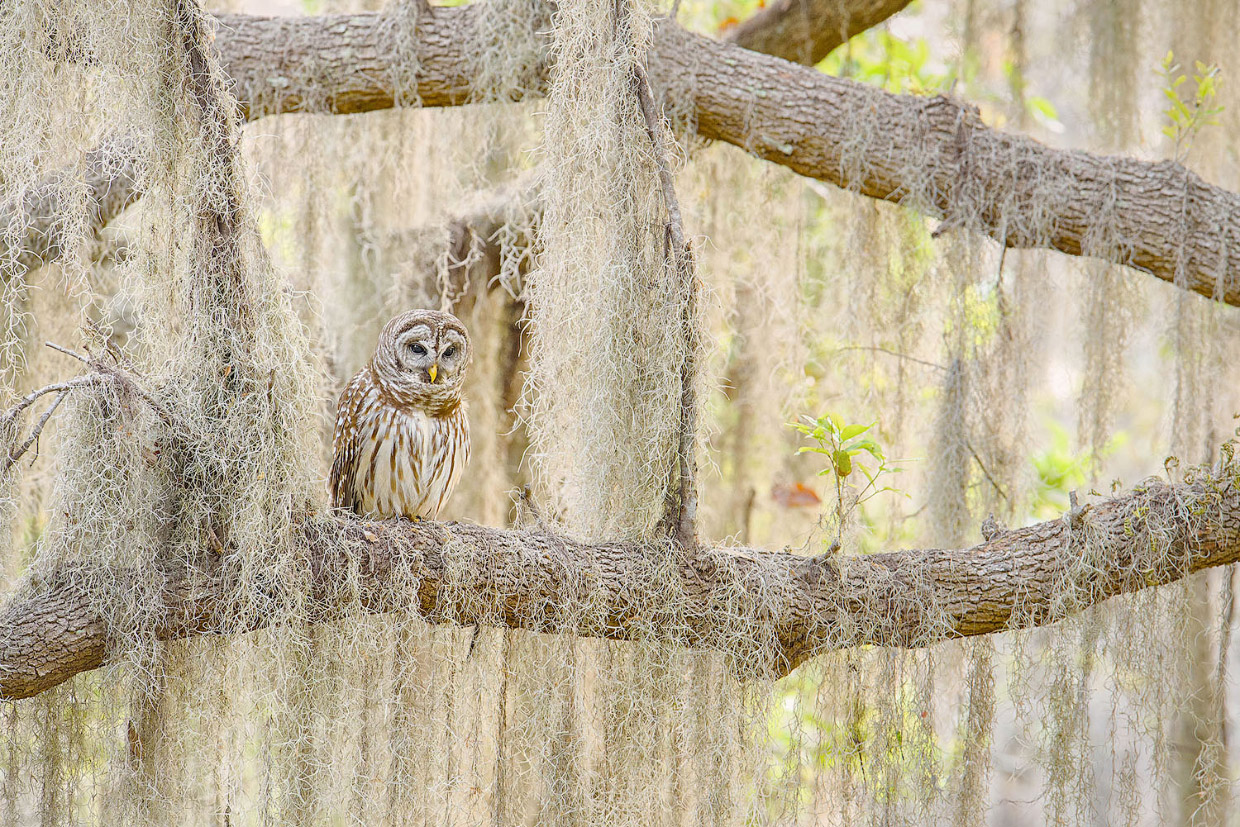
left=525, top=0, right=689, bottom=539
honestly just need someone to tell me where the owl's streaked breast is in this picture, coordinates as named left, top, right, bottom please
left=330, top=365, right=470, bottom=520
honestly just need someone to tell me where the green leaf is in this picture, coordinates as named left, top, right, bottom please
left=840, top=423, right=872, bottom=440
left=832, top=450, right=853, bottom=477
left=843, top=439, right=882, bottom=459
left=860, top=444, right=886, bottom=462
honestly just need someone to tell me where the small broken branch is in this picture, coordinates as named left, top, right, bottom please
left=2, top=391, right=68, bottom=474
left=45, top=342, right=177, bottom=428
left=1, top=376, right=103, bottom=475
left=0, top=338, right=172, bottom=476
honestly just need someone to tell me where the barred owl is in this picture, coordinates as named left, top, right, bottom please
left=330, top=309, right=471, bottom=521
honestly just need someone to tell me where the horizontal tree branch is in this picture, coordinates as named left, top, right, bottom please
left=654, top=24, right=1240, bottom=305
left=10, top=3, right=1240, bottom=307
left=216, top=5, right=1240, bottom=306
left=724, top=0, right=915, bottom=66
left=3, top=474, right=1237, bottom=701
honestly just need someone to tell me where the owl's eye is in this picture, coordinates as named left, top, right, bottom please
left=410, top=343, right=427, bottom=356
left=442, top=345, right=457, bottom=359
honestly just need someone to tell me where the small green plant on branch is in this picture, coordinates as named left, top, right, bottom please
left=1157, top=51, right=1224, bottom=162
left=792, top=413, right=904, bottom=547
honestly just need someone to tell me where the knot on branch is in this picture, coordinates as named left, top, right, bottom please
left=980, top=513, right=1009, bottom=542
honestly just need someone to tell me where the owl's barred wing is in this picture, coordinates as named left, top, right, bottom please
left=329, top=370, right=368, bottom=514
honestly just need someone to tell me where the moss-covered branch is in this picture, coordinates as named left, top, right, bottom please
left=10, top=3, right=1240, bottom=306
left=3, top=475, right=1237, bottom=701
left=0, top=138, right=142, bottom=277
left=214, top=6, right=1240, bottom=305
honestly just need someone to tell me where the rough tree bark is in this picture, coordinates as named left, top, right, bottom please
left=653, top=24, right=1240, bottom=306
left=8, top=2, right=1240, bottom=306
left=3, top=475, right=1237, bottom=701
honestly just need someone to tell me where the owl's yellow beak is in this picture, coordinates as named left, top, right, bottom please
left=428, top=364, right=438, bottom=384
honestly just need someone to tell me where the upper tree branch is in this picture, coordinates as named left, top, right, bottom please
left=653, top=24, right=1240, bottom=304
left=3, top=474, right=1238, bottom=701
left=12, top=3, right=1239, bottom=306
left=725, top=0, right=915, bottom=66
left=215, top=6, right=1240, bottom=305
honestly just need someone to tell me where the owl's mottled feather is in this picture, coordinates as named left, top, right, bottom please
left=330, top=310, right=471, bottom=521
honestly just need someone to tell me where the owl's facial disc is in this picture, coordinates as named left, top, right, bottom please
left=393, top=323, right=468, bottom=388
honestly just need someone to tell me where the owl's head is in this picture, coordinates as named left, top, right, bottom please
left=372, top=309, right=471, bottom=411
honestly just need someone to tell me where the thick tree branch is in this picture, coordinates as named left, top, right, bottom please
left=11, top=3, right=1240, bottom=307
left=218, top=6, right=1240, bottom=305
left=216, top=7, right=496, bottom=118
left=3, top=474, right=1238, bottom=701
left=725, top=0, right=915, bottom=66
left=652, top=24, right=1240, bottom=305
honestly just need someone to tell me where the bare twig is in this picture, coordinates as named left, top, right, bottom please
left=1, top=376, right=104, bottom=475
left=835, top=345, right=947, bottom=372
left=43, top=341, right=90, bottom=365
left=965, top=438, right=1011, bottom=505
left=45, top=341, right=177, bottom=428
left=1, top=376, right=97, bottom=430
left=2, top=391, right=70, bottom=474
